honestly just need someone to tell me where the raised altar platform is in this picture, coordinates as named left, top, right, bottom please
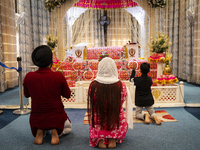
left=26, top=80, right=185, bottom=108
left=26, top=67, right=185, bottom=109
left=27, top=45, right=185, bottom=108
left=71, top=44, right=140, bottom=61
left=61, top=81, right=185, bottom=108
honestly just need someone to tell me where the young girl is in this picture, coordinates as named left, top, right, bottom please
left=87, top=57, right=133, bottom=148
left=130, top=62, right=162, bottom=125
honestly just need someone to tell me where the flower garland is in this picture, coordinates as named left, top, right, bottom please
left=148, top=32, right=172, bottom=53
left=161, top=53, right=172, bottom=66
left=44, top=0, right=66, bottom=12
left=148, top=53, right=166, bottom=63
left=98, top=52, right=109, bottom=62
left=65, top=56, right=76, bottom=63
left=148, top=0, right=167, bottom=8
left=45, top=34, right=58, bottom=49
left=154, top=75, right=179, bottom=85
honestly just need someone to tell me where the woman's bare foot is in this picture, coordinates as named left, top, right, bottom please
left=51, top=129, right=60, bottom=145
left=145, top=113, right=150, bottom=124
left=34, top=129, right=44, bottom=145
left=98, top=139, right=107, bottom=149
left=153, top=116, right=162, bottom=125
left=108, top=139, right=116, bottom=148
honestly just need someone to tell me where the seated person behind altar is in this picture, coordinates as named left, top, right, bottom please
left=130, top=62, right=162, bottom=125
left=23, top=45, right=72, bottom=145
left=87, top=57, right=133, bottom=149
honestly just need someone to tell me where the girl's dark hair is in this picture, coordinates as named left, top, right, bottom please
left=140, top=62, right=150, bottom=75
left=87, top=81, right=122, bottom=130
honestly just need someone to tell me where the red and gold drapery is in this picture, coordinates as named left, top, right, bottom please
left=148, top=53, right=166, bottom=63
left=154, top=75, right=179, bottom=85
left=74, top=0, right=138, bottom=9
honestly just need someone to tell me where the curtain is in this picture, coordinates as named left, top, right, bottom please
left=168, top=0, right=180, bottom=78
left=143, top=13, right=150, bottom=59
left=125, top=6, right=149, bottom=58
left=194, top=0, right=200, bottom=84
left=107, top=9, right=141, bottom=56
left=65, top=8, right=104, bottom=49
left=92, top=9, right=105, bottom=47
left=172, top=0, right=195, bottom=82
left=107, top=9, right=129, bottom=47
left=154, top=0, right=200, bottom=84
left=16, top=0, right=50, bottom=80
left=0, top=0, right=18, bottom=92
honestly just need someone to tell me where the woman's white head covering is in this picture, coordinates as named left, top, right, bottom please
left=95, top=57, right=119, bottom=84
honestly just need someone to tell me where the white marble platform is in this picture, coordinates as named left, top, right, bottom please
left=27, top=80, right=185, bottom=109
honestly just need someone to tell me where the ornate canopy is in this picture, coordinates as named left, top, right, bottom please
left=74, top=0, right=138, bottom=9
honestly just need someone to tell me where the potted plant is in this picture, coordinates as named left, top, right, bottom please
left=45, top=34, right=58, bottom=52
left=148, top=32, right=172, bottom=53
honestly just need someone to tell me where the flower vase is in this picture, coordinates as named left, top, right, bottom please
left=163, top=65, right=171, bottom=75
left=51, top=48, right=55, bottom=56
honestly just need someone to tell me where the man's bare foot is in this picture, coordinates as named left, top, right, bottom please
left=108, top=139, right=116, bottom=148
left=98, top=139, right=107, bottom=149
left=34, top=129, right=44, bottom=145
left=145, top=113, right=150, bottom=124
left=153, top=116, right=162, bottom=125
left=51, top=129, right=60, bottom=145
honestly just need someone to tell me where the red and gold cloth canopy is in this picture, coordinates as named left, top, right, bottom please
left=74, top=0, right=138, bottom=9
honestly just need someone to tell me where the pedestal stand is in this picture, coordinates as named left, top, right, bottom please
left=157, top=62, right=163, bottom=78
left=13, top=57, right=31, bottom=115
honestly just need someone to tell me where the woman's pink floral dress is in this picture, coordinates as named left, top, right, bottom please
left=89, top=81, right=127, bottom=147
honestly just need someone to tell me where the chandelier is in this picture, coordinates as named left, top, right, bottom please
left=148, top=0, right=167, bottom=8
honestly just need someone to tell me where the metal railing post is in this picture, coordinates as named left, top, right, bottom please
left=13, top=57, right=31, bottom=115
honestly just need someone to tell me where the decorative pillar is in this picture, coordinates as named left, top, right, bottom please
left=157, top=62, right=163, bottom=78
left=78, top=81, right=83, bottom=103
left=179, top=81, right=184, bottom=103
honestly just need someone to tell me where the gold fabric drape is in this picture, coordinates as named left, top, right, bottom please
left=0, top=0, right=18, bottom=92
left=194, top=0, right=200, bottom=84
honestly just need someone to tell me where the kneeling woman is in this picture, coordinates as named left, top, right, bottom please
left=87, top=57, right=133, bottom=148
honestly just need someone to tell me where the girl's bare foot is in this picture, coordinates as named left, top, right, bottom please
left=51, top=129, right=60, bottom=145
left=34, top=129, right=44, bottom=145
left=98, top=139, right=107, bottom=149
left=153, top=116, right=162, bottom=125
left=108, top=139, right=116, bottom=148
left=145, top=113, right=150, bottom=124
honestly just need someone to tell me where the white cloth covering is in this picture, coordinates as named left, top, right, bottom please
left=59, top=119, right=72, bottom=136
left=44, top=119, right=72, bottom=137
left=126, top=86, right=133, bottom=129
left=94, top=57, right=119, bottom=84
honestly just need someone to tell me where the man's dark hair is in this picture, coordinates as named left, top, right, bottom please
left=140, top=62, right=150, bottom=75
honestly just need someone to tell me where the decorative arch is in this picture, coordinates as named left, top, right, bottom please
left=67, top=8, right=141, bottom=47
left=52, top=0, right=155, bottom=60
